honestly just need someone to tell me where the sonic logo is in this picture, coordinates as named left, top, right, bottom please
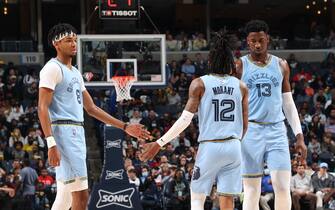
left=96, top=188, right=135, bottom=209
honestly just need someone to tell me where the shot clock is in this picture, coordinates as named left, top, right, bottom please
left=99, top=0, right=140, bottom=20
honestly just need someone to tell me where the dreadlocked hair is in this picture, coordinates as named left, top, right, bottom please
left=245, top=20, right=269, bottom=35
left=47, top=23, right=77, bottom=47
left=208, top=32, right=236, bottom=75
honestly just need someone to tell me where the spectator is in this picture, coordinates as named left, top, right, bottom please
left=20, top=159, right=38, bottom=210
left=308, top=135, right=322, bottom=155
left=193, top=53, right=207, bottom=77
left=311, top=162, right=335, bottom=209
left=321, top=133, right=335, bottom=155
left=309, top=115, right=325, bottom=139
left=260, top=168, right=274, bottom=210
left=128, top=168, right=140, bottom=190
left=192, top=33, right=207, bottom=51
left=325, top=89, right=335, bottom=110
left=291, top=165, right=317, bottom=210
left=37, top=168, right=54, bottom=189
left=11, top=142, right=28, bottom=160
left=181, top=58, right=195, bottom=78
left=23, top=128, right=45, bottom=150
left=171, top=131, right=191, bottom=149
left=139, top=166, right=161, bottom=210
left=166, top=34, right=178, bottom=51
left=8, top=128, right=24, bottom=148
left=167, top=88, right=181, bottom=105
left=163, top=169, right=190, bottom=210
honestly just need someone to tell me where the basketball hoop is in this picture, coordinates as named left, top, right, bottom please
left=111, top=76, right=136, bottom=102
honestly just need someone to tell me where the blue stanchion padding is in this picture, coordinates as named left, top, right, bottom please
left=88, top=126, right=142, bottom=210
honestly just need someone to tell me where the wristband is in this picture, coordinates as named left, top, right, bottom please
left=46, top=136, right=57, bottom=149
left=123, top=123, right=129, bottom=131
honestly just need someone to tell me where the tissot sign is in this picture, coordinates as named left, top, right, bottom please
left=99, top=0, right=140, bottom=20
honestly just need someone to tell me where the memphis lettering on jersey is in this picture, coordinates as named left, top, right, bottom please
left=67, top=77, right=81, bottom=92
left=246, top=73, right=279, bottom=88
left=96, top=188, right=135, bottom=209
left=212, top=86, right=234, bottom=95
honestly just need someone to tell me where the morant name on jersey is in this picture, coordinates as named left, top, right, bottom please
left=212, top=86, right=234, bottom=95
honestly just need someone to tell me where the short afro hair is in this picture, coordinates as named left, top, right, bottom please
left=245, top=20, right=269, bottom=35
left=47, top=23, right=77, bottom=47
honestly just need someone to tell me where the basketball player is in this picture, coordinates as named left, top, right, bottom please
left=235, top=20, right=307, bottom=210
left=38, top=23, right=151, bottom=210
left=140, top=33, right=249, bottom=210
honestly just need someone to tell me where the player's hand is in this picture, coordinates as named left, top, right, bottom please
left=125, top=123, right=152, bottom=140
left=48, top=146, right=61, bottom=167
left=295, top=133, right=307, bottom=160
left=139, top=142, right=161, bottom=162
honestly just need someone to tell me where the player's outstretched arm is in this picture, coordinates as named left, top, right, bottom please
left=280, top=59, right=307, bottom=160
left=82, top=90, right=151, bottom=140
left=38, top=88, right=61, bottom=167
left=140, top=78, right=204, bottom=162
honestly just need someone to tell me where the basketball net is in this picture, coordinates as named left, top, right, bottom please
left=111, top=76, right=135, bottom=102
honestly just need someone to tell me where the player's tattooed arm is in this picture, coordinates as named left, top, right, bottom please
left=184, top=78, right=205, bottom=113
left=140, top=79, right=204, bottom=162
left=234, top=59, right=243, bottom=79
left=240, top=81, right=249, bottom=139
left=280, top=58, right=307, bottom=160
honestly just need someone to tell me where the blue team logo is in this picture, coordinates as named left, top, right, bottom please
left=72, top=128, right=76, bottom=137
left=192, top=166, right=200, bottom=180
left=96, top=188, right=135, bottom=209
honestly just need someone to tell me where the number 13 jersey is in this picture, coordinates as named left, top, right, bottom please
left=197, top=75, right=243, bottom=142
left=241, top=54, right=285, bottom=124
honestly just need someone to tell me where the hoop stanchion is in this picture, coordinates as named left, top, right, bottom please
left=88, top=126, right=142, bottom=210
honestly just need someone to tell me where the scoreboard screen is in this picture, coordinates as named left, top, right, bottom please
left=99, top=0, right=140, bottom=20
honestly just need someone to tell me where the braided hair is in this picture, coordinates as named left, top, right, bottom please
left=47, top=23, right=77, bottom=47
left=208, top=32, right=236, bottom=75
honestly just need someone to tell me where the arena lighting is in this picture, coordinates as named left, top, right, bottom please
left=306, top=4, right=310, bottom=9
left=324, top=0, right=327, bottom=2
left=312, top=1, right=316, bottom=5
left=317, top=10, right=321, bottom=14
left=324, top=6, right=327, bottom=10
left=3, top=6, right=7, bottom=15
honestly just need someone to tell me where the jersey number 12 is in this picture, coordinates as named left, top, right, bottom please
left=212, top=99, right=235, bottom=122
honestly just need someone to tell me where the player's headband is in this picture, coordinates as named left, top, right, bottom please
left=52, top=31, right=76, bottom=44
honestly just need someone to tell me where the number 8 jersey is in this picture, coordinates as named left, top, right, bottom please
left=197, top=75, right=243, bottom=142
left=39, top=58, right=85, bottom=122
left=240, top=54, right=285, bottom=123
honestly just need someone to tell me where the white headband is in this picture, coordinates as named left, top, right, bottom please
left=52, top=31, right=76, bottom=44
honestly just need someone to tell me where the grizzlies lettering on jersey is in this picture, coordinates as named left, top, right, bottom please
left=197, top=75, right=243, bottom=142
left=241, top=55, right=285, bottom=123
left=47, top=58, right=84, bottom=122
